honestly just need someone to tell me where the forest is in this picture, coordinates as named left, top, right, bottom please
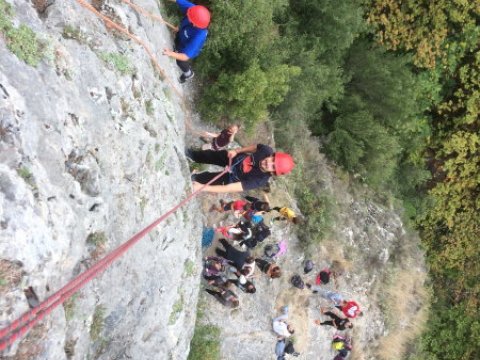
left=165, top=0, right=480, bottom=359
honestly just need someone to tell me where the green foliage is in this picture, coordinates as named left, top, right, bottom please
left=17, top=166, right=36, bottom=187
left=169, top=295, right=184, bottom=325
left=90, top=305, right=106, bottom=341
left=99, top=52, right=134, bottom=75
left=188, top=324, right=220, bottom=360
left=199, top=62, right=300, bottom=130
left=63, top=294, right=78, bottom=321
left=86, top=232, right=107, bottom=247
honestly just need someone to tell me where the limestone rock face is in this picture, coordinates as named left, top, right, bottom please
left=0, top=0, right=202, bottom=359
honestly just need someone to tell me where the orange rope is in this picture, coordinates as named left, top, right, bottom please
left=120, top=0, right=178, bottom=32
left=74, top=0, right=202, bottom=135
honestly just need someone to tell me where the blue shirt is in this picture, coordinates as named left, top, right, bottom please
left=176, top=0, right=208, bottom=59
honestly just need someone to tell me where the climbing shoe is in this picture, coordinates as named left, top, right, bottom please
left=179, top=71, right=194, bottom=83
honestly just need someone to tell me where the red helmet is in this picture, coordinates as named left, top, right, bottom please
left=187, top=5, right=211, bottom=29
left=274, top=152, right=295, bottom=176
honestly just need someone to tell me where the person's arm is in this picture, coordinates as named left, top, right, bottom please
left=163, top=48, right=189, bottom=61
left=227, top=144, right=258, bottom=159
left=202, top=131, right=219, bottom=138
left=193, top=181, right=244, bottom=193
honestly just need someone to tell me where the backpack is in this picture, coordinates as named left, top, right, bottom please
left=303, top=260, right=314, bottom=274
left=316, top=268, right=331, bottom=285
left=264, top=243, right=281, bottom=258
left=290, top=274, right=304, bottom=289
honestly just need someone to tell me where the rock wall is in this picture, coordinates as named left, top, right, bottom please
left=0, top=0, right=202, bottom=359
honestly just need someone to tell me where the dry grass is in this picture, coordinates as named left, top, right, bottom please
left=322, top=240, right=353, bottom=275
left=375, top=269, right=429, bottom=360
left=0, top=259, right=24, bottom=294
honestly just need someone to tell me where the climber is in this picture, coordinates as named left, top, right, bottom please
left=314, top=307, right=353, bottom=331
left=201, top=124, right=240, bottom=151
left=163, top=0, right=210, bottom=83
left=187, top=144, right=295, bottom=193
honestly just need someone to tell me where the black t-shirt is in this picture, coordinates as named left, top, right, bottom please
left=231, top=144, right=273, bottom=191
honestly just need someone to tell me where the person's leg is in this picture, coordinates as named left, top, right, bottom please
left=324, top=311, right=339, bottom=320
left=272, top=207, right=281, bottom=212
left=320, top=320, right=333, bottom=326
left=215, top=248, right=227, bottom=258
left=219, top=238, right=233, bottom=252
left=176, top=59, right=194, bottom=83
left=193, top=171, right=230, bottom=185
left=205, top=289, right=219, bottom=296
left=189, top=149, right=229, bottom=167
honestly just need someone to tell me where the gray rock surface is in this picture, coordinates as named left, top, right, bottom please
left=1, top=0, right=202, bottom=359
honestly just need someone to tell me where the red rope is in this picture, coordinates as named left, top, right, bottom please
left=0, top=165, right=230, bottom=352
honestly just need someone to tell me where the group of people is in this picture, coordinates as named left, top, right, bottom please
left=185, top=122, right=361, bottom=359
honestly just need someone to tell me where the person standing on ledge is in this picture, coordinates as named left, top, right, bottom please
left=163, top=0, right=210, bottom=83
left=187, top=144, right=295, bottom=193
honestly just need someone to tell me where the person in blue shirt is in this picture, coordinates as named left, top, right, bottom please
left=163, top=0, right=210, bottom=83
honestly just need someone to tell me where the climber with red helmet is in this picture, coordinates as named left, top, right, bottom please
left=186, top=144, right=295, bottom=193
left=163, top=0, right=210, bottom=83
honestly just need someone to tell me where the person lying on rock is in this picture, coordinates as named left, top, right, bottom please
left=306, top=284, right=344, bottom=305
left=215, top=238, right=251, bottom=270
left=163, top=0, right=210, bottom=83
left=255, top=258, right=282, bottom=279
left=272, top=310, right=294, bottom=339
left=205, top=287, right=239, bottom=308
left=314, top=307, right=353, bottom=330
left=187, top=144, right=295, bottom=193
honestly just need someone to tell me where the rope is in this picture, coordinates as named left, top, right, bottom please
left=74, top=0, right=204, bottom=136
left=0, top=161, right=231, bottom=351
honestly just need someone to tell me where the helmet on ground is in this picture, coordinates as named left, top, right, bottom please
left=274, top=152, right=294, bottom=176
left=187, top=5, right=211, bottom=29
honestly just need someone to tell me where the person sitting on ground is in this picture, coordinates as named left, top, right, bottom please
left=314, top=307, right=353, bottom=330
left=272, top=310, right=295, bottom=339
left=238, top=256, right=256, bottom=279
left=306, top=284, right=344, bottom=306
left=205, top=288, right=239, bottom=308
left=275, top=338, right=300, bottom=359
left=331, top=334, right=353, bottom=359
left=201, top=124, right=240, bottom=151
left=336, top=300, right=362, bottom=319
left=244, top=195, right=271, bottom=212
left=215, top=220, right=253, bottom=242
left=226, top=273, right=256, bottom=294
left=270, top=206, right=302, bottom=225
left=188, top=144, right=295, bottom=193
left=215, top=238, right=251, bottom=270
left=163, top=0, right=210, bottom=83
left=202, top=256, right=229, bottom=286
left=210, top=198, right=248, bottom=216
left=255, top=258, right=281, bottom=279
